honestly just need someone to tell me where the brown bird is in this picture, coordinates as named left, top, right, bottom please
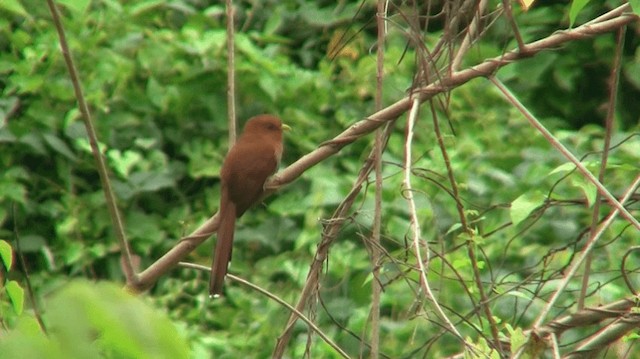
left=210, top=114, right=289, bottom=297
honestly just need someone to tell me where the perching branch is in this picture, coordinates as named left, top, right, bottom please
left=127, top=3, right=638, bottom=294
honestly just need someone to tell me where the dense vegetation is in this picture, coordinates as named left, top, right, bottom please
left=1, top=0, right=639, bottom=358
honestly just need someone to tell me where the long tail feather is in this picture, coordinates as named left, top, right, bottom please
left=210, top=193, right=236, bottom=297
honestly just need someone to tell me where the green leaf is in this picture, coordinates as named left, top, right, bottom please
left=569, top=0, right=590, bottom=28
left=505, top=290, right=533, bottom=301
left=128, top=0, right=164, bottom=16
left=6, top=280, right=25, bottom=315
left=0, top=240, right=12, bottom=270
left=43, top=133, right=77, bottom=161
left=108, top=149, right=143, bottom=177
left=570, top=173, right=597, bottom=207
left=505, top=324, right=527, bottom=353
left=510, top=191, right=546, bottom=226
left=0, top=0, right=30, bottom=18
left=129, top=170, right=175, bottom=193
left=0, top=181, right=27, bottom=204
left=56, top=0, right=91, bottom=14
left=46, top=281, right=190, bottom=359
left=548, top=162, right=578, bottom=176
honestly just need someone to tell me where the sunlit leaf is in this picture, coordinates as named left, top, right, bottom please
left=517, top=0, right=536, bottom=11
left=6, top=280, right=25, bottom=315
left=569, top=0, right=591, bottom=27
left=570, top=173, right=597, bottom=207
left=510, top=191, right=546, bottom=226
left=0, top=240, right=12, bottom=270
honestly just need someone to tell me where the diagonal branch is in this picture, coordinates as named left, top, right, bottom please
left=127, top=4, right=638, bottom=293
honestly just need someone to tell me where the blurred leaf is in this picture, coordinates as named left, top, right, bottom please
left=569, top=0, right=590, bottom=27
left=0, top=239, right=13, bottom=270
left=548, top=162, right=578, bottom=176
left=0, top=181, right=27, bottom=204
left=510, top=191, right=546, bottom=226
left=56, top=0, right=91, bottom=14
left=128, top=170, right=175, bottom=193
left=42, top=133, right=77, bottom=161
left=51, top=281, right=189, bottom=359
left=0, top=0, right=30, bottom=19
left=0, top=281, right=189, bottom=358
left=570, top=173, right=597, bottom=207
left=6, top=280, right=25, bottom=315
left=108, top=149, right=143, bottom=177
left=129, top=0, right=164, bottom=16
left=630, top=0, right=640, bottom=16
left=506, top=324, right=527, bottom=353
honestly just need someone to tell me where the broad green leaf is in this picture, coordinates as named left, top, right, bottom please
left=47, top=281, right=189, bottom=359
left=446, top=222, right=463, bottom=235
left=548, top=162, right=577, bottom=176
left=570, top=174, right=597, bottom=207
left=510, top=191, right=546, bottom=226
left=0, top=181, right=27, bottom=204
left=0, top=0, right=30, bottom=18
left=128, top=170, right=175, bottom=193
left=43, top=133, right=77, bottom=161
left=0, top=240, right=12, bottom=270
left=569, top=0, right=590, bottom=28
left=108, top=149, right=142, bottom=177
left=6, top=280, right=25, bottom=315
left=506, top=324, right=527, bottom=353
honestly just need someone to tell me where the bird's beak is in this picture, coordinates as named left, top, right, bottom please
left=282, top=124, right=292, bottom=132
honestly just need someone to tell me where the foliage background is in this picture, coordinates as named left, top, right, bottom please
left=1, top=0, right=639, bottom=358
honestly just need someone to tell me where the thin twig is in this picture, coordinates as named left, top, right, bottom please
left=178, top=262, right=349, bottom=359
left=12, top=204, right=47, bottom=334
left=621, top=246, right=640, bottom=296
left=578, top=26, right=625, bottom=309
left=46, top=0, right=136, bottom=284
left=452, top=0, right=489, bottom=70
left=226, top=0, right=237, bottom=146
left=501, top=0, right=526, bottom=52
left=405, top=98, right=464, bottom=342
left=431, top=94, right=503, bottom=353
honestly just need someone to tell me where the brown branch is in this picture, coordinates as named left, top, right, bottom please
left=448, top=297, right=640, bottom=358
left=563, top=314, right=640, bottom=358
left=226, top=0, right=237, bottom=146
left=537, top=298, right=639, bottom=339
left=369, top=0, right=386, bottom=357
